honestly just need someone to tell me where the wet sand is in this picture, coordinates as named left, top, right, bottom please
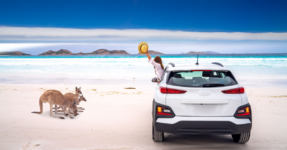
left=0, top=83, right=287, bottom=150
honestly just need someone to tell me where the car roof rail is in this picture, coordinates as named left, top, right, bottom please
left=164, top=62, right=175, bottom=71
left=167, top=62, right=175, bottom=67
left=212, top=62, right=224, bottom=67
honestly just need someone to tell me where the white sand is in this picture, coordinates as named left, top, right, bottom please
left=0, top=84, right=287, bottom=150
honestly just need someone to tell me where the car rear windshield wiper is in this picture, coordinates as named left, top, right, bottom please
left=203, top=83, right=225, bottom=87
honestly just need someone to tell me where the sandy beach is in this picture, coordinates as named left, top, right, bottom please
left=0, top=81, right=287, bottom=150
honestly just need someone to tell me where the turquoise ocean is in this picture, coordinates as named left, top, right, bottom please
left=1, top=54, right=287, bottom=86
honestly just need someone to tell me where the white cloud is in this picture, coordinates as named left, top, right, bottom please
left=0, top=26, right=287, bottom=41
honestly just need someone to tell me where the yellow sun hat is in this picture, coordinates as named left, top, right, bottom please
left=138, top=42, right=149, bottom=54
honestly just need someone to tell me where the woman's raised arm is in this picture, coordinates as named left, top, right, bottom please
left=145, top=51, right=151, bottom=60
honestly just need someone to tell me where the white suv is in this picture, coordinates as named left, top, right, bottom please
left=152, top=62, right=252, bottom=144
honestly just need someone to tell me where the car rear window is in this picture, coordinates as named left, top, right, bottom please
left=167, top=70, right=238, bottom=87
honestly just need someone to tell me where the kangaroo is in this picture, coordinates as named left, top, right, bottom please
left=32, top=90, right=75, bottom=119
left=54, top=87, right=86, bottom=112
left=54, top=98, right=78, bottom=119
left=74, top=87, right=87, bottom=111
left=54, top=93, right=82, bottom=115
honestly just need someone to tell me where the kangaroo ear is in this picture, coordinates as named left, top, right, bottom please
left=75, top=87, right=77, bottom=90
left=79, top=87, right=81, bottom=90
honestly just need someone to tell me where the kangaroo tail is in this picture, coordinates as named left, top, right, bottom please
left=32, top=98, right=43, bottom=114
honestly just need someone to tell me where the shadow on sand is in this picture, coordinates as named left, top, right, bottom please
left=158, top=133, right=250, bottom=150
left=33, top=110, right=83, bottom=120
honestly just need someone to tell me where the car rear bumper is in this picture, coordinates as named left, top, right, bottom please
left=155, top=116, right=251, bottom=135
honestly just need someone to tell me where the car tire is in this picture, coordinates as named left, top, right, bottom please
left=153, top=125, right=164, bottom=142
left=232, top=132, right=250, bottom=144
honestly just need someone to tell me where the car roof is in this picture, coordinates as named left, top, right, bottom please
left=166, top=63, right=230, bottom=71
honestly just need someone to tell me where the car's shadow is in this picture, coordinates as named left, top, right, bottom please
left=159, top=133, right=249, bottom=150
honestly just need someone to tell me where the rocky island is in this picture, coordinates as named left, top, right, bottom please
left=73, top=52, right=85, bottom=55
left=39, top=49, right=72, bottom=55
left=0, top=51, right=31, bottom=56
left=87, top=49, right=129, bottom=55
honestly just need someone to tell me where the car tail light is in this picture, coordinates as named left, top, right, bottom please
left=236, top=107, right=251, bottom=116
left=157, top=106, right=172, bottom=116
left=160, top=87, right=186, bottom=94
left=191, top=70, right=211, bottom=71
left=222, top=87, right=244, bottom=94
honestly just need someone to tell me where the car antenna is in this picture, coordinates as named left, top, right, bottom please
left=195, top=55, right=199, bottom=65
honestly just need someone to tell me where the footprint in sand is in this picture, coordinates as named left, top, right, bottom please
left=20, top=143, right=40, bottom=150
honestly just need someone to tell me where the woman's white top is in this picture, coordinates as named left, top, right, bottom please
left=149, top=58, right=164, bottom=80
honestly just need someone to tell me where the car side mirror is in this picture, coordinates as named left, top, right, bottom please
left=151, top=77, right=158, bottom=83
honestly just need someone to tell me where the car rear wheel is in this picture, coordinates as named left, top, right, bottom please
left=232, top=132, right=250, bottom=144
left=153, top=125, right=164, bottom=142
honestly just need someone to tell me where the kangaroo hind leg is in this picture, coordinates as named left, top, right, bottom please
left=48, top=94, right=65, bottom=119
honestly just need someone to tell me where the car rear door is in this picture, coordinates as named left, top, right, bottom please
left=165, top=70, right=242, bottom=117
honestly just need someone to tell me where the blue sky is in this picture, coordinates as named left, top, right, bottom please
left=0, top=0, right=287, bottom=54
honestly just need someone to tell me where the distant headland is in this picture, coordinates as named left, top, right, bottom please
left=0, top=51, right=31, bottom=56
left=0, top=49, right=219, bottom=56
